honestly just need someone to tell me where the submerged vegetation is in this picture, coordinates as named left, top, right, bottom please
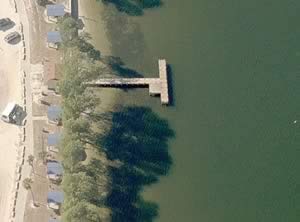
left=57, top=14, right=173, bottom=221
left=99, top=0, right=162, bottom=16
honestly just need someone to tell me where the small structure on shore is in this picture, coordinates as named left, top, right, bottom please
left=47, top=162, right=63, bottom=181
left=47, top=133, right=61, bottom=153
left=46, top=4, right=65, bottom=22
left=47, top=31, right=62, bottom=49
left=44, top=62, right=62, bottom=92
left=47, top=105, right=62, bottom=125
left=47, top=191, right=64, bottom=210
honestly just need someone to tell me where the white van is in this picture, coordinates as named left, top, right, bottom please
left=1, top=102, right=17, bottom=123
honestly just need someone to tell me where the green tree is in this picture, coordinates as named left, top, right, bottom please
left=63, top=201, right=102, bottom=222
left=63, top=172, right=99, bottom=205
left=64, top=117, right=94, bottom=144
left=59, top=48, right=101, bottom=120
left=61, top=136, right=86, bottom=172
left=58, top=17, right=79, bottom=47
left=58, top=17, right=101, bottom=60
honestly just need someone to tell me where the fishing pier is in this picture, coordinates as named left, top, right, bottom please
left=87, top=59, right=170, bottom=105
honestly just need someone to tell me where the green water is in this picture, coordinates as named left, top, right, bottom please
left=83, top=0, right=300, bottom=221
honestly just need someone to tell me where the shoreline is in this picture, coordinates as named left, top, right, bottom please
left=78, top=0, right=119, bottom=112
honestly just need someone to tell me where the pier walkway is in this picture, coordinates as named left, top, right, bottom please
left=87, top=59, right=169, bottom=105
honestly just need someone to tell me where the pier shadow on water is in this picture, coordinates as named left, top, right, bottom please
left=98, top=106, right=174, bottom=222
left=166, top=64, right=175, bottom=106
left=100, top=0, right=162, bottom=16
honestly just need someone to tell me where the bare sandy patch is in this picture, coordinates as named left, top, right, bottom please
left=0, top=0, right=23, bottom=221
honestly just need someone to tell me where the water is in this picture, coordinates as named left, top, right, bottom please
left=82, top=0, right=300, bottom=221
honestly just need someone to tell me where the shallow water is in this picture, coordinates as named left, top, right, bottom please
left=83, top=0, right=300, bottom=221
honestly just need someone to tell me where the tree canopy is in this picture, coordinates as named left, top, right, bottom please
left=63, top=201, right=103, bottom=222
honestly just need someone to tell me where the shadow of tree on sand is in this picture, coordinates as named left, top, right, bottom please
left=100, top=0, right=162, bottom=16
left=98, top=106, right=174, bottom=222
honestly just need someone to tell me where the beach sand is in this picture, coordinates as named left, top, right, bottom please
left=0, top=0, right=23, bottom=221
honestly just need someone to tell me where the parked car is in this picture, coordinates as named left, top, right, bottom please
left=0, top=18, right=12, bottom=27
left=4, top=31, right=20, bottom=43
left=1, top=102, right=18, bottom=123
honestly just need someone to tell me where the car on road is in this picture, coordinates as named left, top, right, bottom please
left=4, top=31, right=20, bottom=43
left=0, top=18, right=12, bottom=27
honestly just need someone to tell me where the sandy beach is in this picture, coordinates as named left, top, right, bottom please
left=0, top=0, right=23, bottom=221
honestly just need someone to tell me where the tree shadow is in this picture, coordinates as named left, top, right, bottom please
left=101, top=55, right=143, bottom=77
left=101, top=0, right=163, bottom=16
left=98, top=106, right=174, bottom=221
left=100, top=7, right=146, bottom=67
left=78, top=35, right=101, bottom=60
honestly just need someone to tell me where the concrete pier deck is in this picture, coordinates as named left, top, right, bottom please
left=87, top=59, right=169, bottom=105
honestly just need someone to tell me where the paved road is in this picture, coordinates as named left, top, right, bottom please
left=15, top=0, right=35, bottom=221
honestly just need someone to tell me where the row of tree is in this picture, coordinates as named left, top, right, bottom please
left=57, top=17, right=110, bottom=222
